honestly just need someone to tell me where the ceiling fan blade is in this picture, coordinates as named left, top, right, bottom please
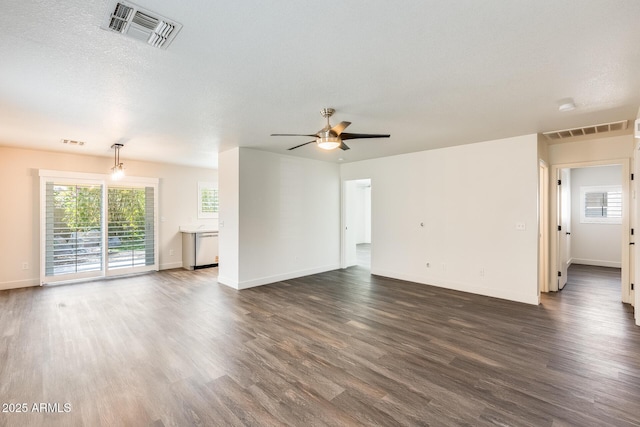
left=271, top=133, right=318, bottom=137
left=339, top=132, right=390, bottom=140
left=287, top=140, right=316, bottom=150
left=339, top=141, right=350, bottom=151
left=331, top=121, right=351, bottom=135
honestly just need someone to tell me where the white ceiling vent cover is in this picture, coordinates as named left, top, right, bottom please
left=102, top=1, right=182, bottom=49
left=543, top=120, right=628, bottom=141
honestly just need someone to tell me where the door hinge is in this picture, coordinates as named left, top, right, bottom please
left=632, top=228, right=635, bottom=236
left=557, top=179, right=562, bottom=185
left=557, top=271, right=562, bottom=277
left=632, top=283, right=635, bottom=290
left=631, top=173, right=634, bottom=181
left=558, top=225, right=562, bottom=231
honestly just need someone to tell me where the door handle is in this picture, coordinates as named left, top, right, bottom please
left=630, top=242, right=635, bottom=245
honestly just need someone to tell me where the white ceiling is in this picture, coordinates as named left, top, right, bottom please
left=1, top=0, right=640, bottom=169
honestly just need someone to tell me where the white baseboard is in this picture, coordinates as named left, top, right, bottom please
left=371, top=268, right=539, bottom=305
left=236, top=264, right=341, bottom=290
left=160, top=261, right=183, bottom=270
left=217, top=276, right=239, bottom=289
left=571, top=258, right=621, bottom=268
left=0, top=278, right=40, bottom=291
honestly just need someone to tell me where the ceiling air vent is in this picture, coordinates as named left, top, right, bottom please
left=62, top=139, right=85, bottom=146
left=102, top=1, right=182, bottom=49
left=543, top=120, right=628, bottom=141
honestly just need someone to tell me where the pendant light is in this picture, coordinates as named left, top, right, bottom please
left=111, top=143, right=125, bottom=180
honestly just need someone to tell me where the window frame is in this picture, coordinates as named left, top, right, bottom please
left=197, top=181, right=219, bottom=219
left=39, top=170, right=159, bottom=285
left=579, top=185, right=622, bottom=224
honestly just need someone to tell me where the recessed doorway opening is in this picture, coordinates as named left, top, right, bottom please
left=550, top=161, right=632, bottom=307
left=343, top=179, right=371, bottom=271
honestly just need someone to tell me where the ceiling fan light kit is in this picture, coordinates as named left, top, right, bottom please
left=316, top=136, right=341, bottom=150
left=271, top=107, right=390, bottom=151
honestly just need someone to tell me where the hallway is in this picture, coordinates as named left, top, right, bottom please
left=551, top=263, right=632, bottom=328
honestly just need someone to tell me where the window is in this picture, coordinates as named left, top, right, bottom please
left=198, top=182, right=218, bottom=218
left=580, top=185, right=622, bottom=224
left=40, top=170, right=158, bottom=284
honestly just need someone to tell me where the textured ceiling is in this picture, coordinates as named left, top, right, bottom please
left=1, top=0, right=639, bottom=168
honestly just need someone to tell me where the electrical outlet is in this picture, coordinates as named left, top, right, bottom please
left=441, top=263, right=446, bottom=271
left=169, top=249, right=175, bottom=256
left=21, top=262, right=28, bottom=270
left=480, top=268, right=485, bottom=277
left=515, top=222, right=526, bottom=231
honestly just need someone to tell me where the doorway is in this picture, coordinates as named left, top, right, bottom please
left=550, top=161, right=632, bottom=305
left=342, top=179, right=372, bottom=270
left=539, top=160, right=549, bottom=297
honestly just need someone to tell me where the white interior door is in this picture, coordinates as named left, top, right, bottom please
left=558, top=168, right=571, bottom=290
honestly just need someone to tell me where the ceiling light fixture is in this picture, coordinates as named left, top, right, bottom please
left=558, top=98, right=576, bottom=112
left=111, top=143, right=125, bottom=180
left=316, top=135, right=341, bottom=150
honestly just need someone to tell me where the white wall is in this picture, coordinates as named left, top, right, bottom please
left=548, top=134, right=634, bottom=165
left=218, top=148, right=240, bottom=287
left=342, top=134, right=540, bottom=305
left=218, top=148, right=340, bottom=289
left=570, top=165, right=622, bottom=267
left=0, top=146, right=217, bottom=290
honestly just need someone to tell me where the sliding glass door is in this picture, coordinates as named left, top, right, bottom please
left=40, top=171, right=158, bottom=285
left=107, top=186, right=155, bottom=271
left=44, top=181, right=104, bottom=282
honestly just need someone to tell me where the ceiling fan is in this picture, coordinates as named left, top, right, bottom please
left=271, top=108, right=390, bottom=151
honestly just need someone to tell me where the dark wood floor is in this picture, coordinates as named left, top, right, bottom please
left=1, top=263, right=638, bottom=426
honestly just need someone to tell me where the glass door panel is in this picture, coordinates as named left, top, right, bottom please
left=44, top=181, right=103, bottom=282
left=107, top=186, right=156, bottom=272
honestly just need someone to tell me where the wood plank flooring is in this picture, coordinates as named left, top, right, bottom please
left=0, top=263, right=639, bottom=426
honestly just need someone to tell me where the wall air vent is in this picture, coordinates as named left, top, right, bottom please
left=102, top=1, right=182, bottom=49
left=543, top=120, right=628, bottom=141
